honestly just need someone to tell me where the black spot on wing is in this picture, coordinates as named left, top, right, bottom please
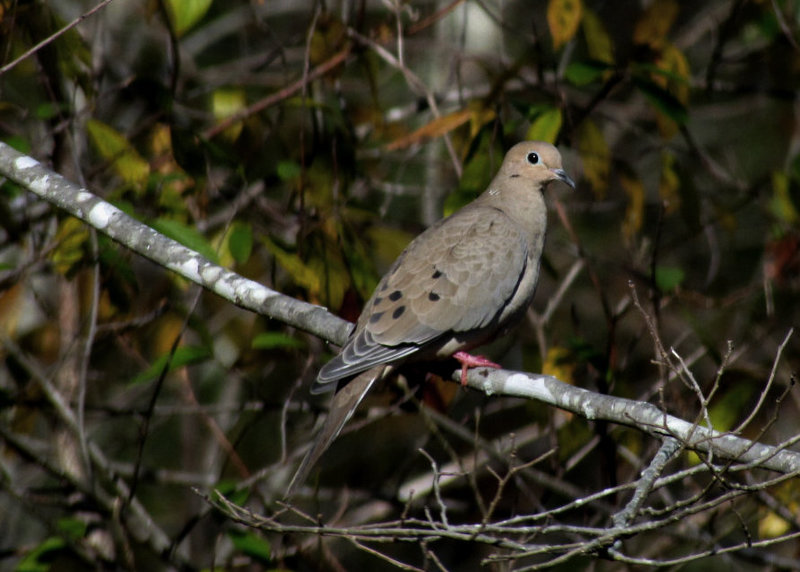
left=369, top=312, right=385, bottom=324
left=389, top=290, right=403, bottom=301
left=392, top=306, right=406, bottom=319
left=432, top=269, right=443, bottom=279
left=428, top=292, right=440, bottom=301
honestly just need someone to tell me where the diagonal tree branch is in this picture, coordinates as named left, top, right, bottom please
left=0, top=141, right=353, bottom=347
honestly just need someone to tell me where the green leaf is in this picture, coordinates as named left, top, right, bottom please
left=211, top=88, right=247, bottom=140
left=151, top=218, right=219, bottom=264
left=35, top=102, right=67, bottom=120
left=129, top=345, right=212, bottom=385
left=57, top=517, right=88, bottom=541
left=2, top=135, right=31, bottom=154
left=228, top=529, right=271, bottom=564
left=16, top=536, right=66, bottom=572
left=445, top=151, right=494, bottom=215
left=633, top=77, right=688, bottom=125
left=228, top=222, right=253, bottom=264
left=654, top=266, right=685, bottom=292
left=526, top=107, right=563, bottom=143
left=708, top=382, right=758, bottom=432
left=277, top=160, right=302, bottom=181
left=251, top=332, right=305, bottom=350
left=215, top=480, right=250, bottom=506
left=165, top=0, right=213, bottom=36
left=565, top=60, right=611, bottom=86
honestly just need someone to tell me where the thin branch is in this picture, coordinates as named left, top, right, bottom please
left=733, top=327, right=793, bottom=434
left=0, top=0, right=117, bottom=76
left=202, top=46, right=352, bottom=140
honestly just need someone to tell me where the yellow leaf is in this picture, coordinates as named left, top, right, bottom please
left=263, top=238, right=321, bottom=296
left=309, top=14, right=347, bottom=66
left=164, top=0, right=212, bottom=36
left=716, top=206, right=738, bottom=233
left=770, top=172, right=799, bottom=224
left=526, top=108, right=563, bottom=144
left=759, top=509, right=791, bottom=538
left=367, top=224, right=413, bottom=273
left=620, top=173, right=645, bottom=241
left=633, top=0, right=679, bottom=50
left=581, top=8, right=614, bottom=65
left=263, top=237, right=351, bottom=309
left=542, top=346, right=574, bottom=384
left=150, top=124, right=194, bottom=195
left=50, top=218, right=89, bottom=275
left=468, top=106, right=497, bottom=140
left=758, top=483, right=797, bottom=538
left=655, top=45, right=690, bottom=103
left=151, top=314, right=186, bottom=357
left=86, top=119, right=150, bottom=190
left=577, top=120, right=610, bottom=199
left=654, top=43, right=690, bottom=138
left=309, top=245, right=350, bottom=311
left=212, top=88, right=247, bottom=141
left=548, top=0, right=583, bottom=50
left=659, top=151, right=680, bottom=213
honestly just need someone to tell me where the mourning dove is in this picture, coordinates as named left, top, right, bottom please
left=286, top=141, right=575, bottom=495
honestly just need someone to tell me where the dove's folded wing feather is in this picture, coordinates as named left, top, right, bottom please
left=314, top=205, right=528, bottom=389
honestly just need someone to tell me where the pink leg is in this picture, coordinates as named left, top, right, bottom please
left=453, top=351, right=502, bottom=386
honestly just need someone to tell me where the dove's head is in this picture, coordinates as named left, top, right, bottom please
left=500, top=141, right=576, bottom=190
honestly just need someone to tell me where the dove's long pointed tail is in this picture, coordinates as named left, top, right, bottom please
left=285, top=366, right=389, bottom=497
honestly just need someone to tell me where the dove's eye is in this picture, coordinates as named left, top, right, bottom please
left=527, top=152, right=540, bottom=165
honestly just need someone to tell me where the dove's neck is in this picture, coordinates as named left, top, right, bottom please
left=480, top=177, right=548, bottom=247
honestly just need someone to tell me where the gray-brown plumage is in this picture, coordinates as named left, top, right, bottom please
left=286, top=141, right=575, bottom=495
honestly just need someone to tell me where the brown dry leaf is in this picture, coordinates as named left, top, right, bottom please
left=0, top=282, right=24, bottom=337
left=385, top=106, right=494, bottom=151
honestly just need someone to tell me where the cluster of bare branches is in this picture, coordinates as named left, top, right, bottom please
left=2, top=142, right=799, bottom=569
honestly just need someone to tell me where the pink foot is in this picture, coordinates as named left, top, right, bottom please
left=453, top=351, right=502, bottom=386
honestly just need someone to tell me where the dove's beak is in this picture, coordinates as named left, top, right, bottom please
left=551, top=168, right=576, bottom=189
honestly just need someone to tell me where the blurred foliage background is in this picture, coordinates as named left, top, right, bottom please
left=1, top=0, right=800, bottom=569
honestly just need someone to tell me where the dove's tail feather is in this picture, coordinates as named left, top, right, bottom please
left=285, top=366, right=389, bottom=497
